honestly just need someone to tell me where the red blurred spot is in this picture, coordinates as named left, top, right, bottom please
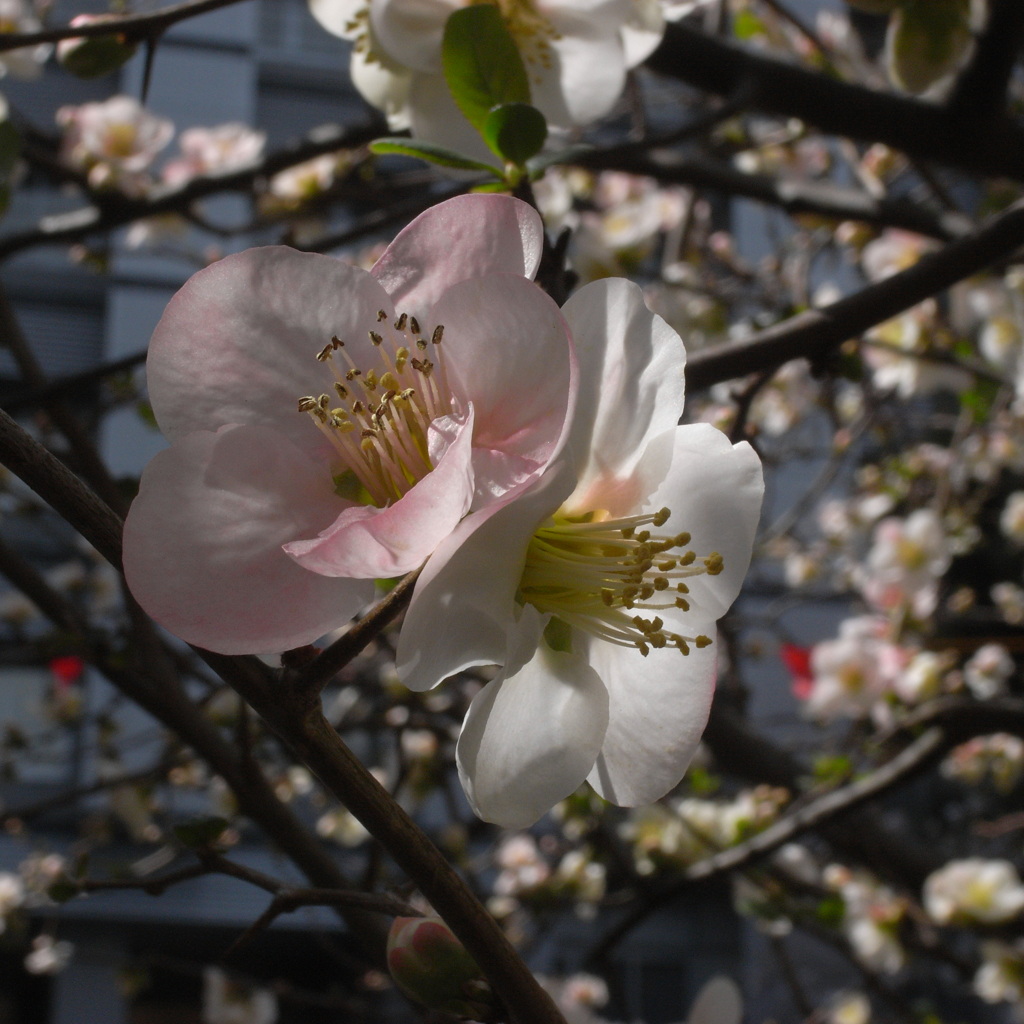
left=49, top=655, right=84, bottom=687
left=780, top=643, right=813, bottom=699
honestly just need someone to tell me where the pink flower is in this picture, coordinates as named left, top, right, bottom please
left=123, top=195, right=574, bottom=655
left=161, top=123, right=266, bottom=186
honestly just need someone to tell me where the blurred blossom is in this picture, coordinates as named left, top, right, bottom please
left=316, top=807, right=369, bottom=847
left=162, top=123, right=266, bottom=186
left=0, top=0, right=50, bottom=79
left=1001, top=492, right=1024, bottom=544
left=57, top=95, right=173, bottom=193
left=202, top=967, right=278, bottom=1024
left=825, top=991, right=872, bottom=1024
left=924, top=858, right=1024, bottom=925
left=824, top=864, right=906, bottom=973
left=992, top=582, right=1024, bottom=625
left=750, top=360, right=818, bottom=436
left=963, top=643, right=1015, bottom=700
left=857, top=508, right=951, bottom=619
left=942, top=733, right=1024, bottom=793
left=803, top=615, right=901, bottom=721
left=975, top=940, right=1024, bottom=1008
left=494, top=833, right=550, bottom=896
left=892, top=649, right=950, bottom=705
left=24, top=934, right=73, bottom=975
left=259, top=152, right=350, bottom=214
left=0, top=872, right=24, bottom=931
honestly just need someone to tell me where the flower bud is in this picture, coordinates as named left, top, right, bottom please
left=57, top=16, right=137, bottom=79
left=386, top=916, right=497, bottom=1019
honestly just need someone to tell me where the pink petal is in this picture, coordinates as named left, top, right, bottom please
left=457, top=606, right=609, bottom=828
left=586, top=631, right=717, bottom=806
left=283, top=407, right=476, bottom=578
left=396, top=461, right=575, bottom=691
left=371, top=195, right=544, bottom=317
left=561, top=278, right=685, bottom=508
left=430, top=274, right=574, bottom=473
left=123, top=424, right=373, bottom=655
left=147, top=247, right=395, bottom=454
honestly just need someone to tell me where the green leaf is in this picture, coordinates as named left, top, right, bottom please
left=482, top=102, right=547, bottom=166
left=370, top=137, right=503, bottom=176
left=732, top=10, right=767, bottom=40
left=173, top=816, right=229, bottom=849
left=442, top=4, right=529, bottom=132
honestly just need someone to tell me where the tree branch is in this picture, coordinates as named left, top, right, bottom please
left=646, top=22, right=1024, bottom=182
left=686, top=199, right=1024, bottom=390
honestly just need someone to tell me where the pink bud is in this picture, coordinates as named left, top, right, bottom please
left=386, top=917, right=497, bottom=1019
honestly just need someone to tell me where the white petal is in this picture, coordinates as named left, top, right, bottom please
left=457, top=607, right=609, bottom=828
left=309, top=0, right=365, bottom=38
left=586, top=630, right=716, bottom=806
left=561, top=278, right=685, bottom=508
left=642, top=423, right=763, bottom=622
left=396, top=460, right=575, bottom=690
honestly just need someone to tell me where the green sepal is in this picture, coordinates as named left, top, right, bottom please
left=370, top=137, right=503, bottom=177
left=333, top=469, right=374, bottom=505
left=442, top=4, right=530, bottom=133
left=483, top=102, right=547, bottom=166
left=543, top=616, right=573, bottom=654
left=172, top=816, right=230, bottom=849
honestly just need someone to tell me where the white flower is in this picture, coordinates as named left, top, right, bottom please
left=311, top=0, right=666, bottom=154
left=1001, top=492, right=1024, bottom=544
left=964, top=643, right=1015, bottom=700
left=857, top=508, right=951, bottom=617
left=202, top=967, right=278, bottom=1024
left=24, top=935, right=73, bottom=975
left=975, top=940, right=1024, bottom=1005
left=924, top=858, right=1024, bottom=925
left=0, top=0, right=51, bottom=79
left=397, top=278, right=763, bottom=827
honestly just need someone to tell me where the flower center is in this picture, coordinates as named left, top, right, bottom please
left=518, top=507, right=723, bottom=656
left=298, top=309, right=453, bottom=509
left=473, top=0, right=559, bottom=75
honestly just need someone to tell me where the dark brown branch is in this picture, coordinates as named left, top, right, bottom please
left=574, top=148, right=972, bottom=241
left=0, top=120, right=386, bottom=260
left=295, top=570, right=421, bottom=694
left=686, top=199, right=1024, bottom=390
left=646, top=22, right=1024, bottom=182
left=0, top=0, right=252, bottom=50
left=947, top=0, right=1024, bottom=122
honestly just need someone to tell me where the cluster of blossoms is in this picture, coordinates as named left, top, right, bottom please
left=123, top=192, right=763, bottom=826
left=975, top=939, right=1024, bottom=1019
left=57, top=94, right=266, bottom=198
left=488, top=833, right=606, bottom=918
left=942, top=733, right=1024, bottom=793
left=621, top=786, right=788, bottom=875
left=309, top=0, right=674, bottom=157
left=202, top=967, right=277, bottom=1024
left=823, top=864, right=908, bottom=974
left=0, top=0, right=49, bottom=80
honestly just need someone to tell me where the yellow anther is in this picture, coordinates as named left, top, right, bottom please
left=695, top=635, right=713, bottom=648
left=652, top=507, right=671, bottom=527
left=679, top=551, right=696, bottom=566
left=654, top=578, right=670, bottom=591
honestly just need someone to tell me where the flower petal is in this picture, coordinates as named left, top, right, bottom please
left=370, top=0, right=454, bottom=73
left=123, top=424, right=373, bottom=654
left=371, top=194, right=544, bottom=317
left=640, top=423, right=763, bottom=622
left=147, top=247, right=395, bottom=453
left=457, top=606, right=609, bottom=828
left=586, top=629, right=716, bottom=806
left=396, top=461, right=575, bottom=690
left=532, top=9, right=629, bottom=126
left=428, top=274, right=574, bottom=477
left=560, top=278, right=685, bottom=508
left=283, top=406, right=476, bottom=577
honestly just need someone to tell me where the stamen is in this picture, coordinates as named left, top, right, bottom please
left=297, top=311, right=457, bottom=509
left=519, top=509, right=722, bottom=657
